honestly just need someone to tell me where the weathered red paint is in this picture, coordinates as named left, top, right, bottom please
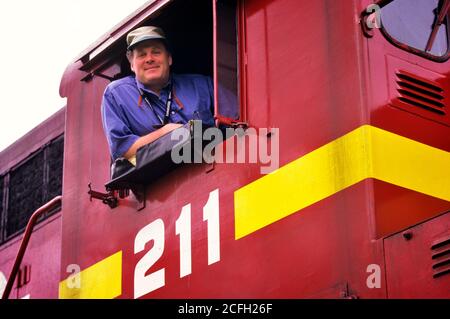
left=0, top=214, right=62, bottom=299
left=2, top=196, right=62, bottom=299
left=1, top=0, right=449, bottom=299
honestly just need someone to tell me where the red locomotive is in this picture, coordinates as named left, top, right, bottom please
left=1, top=0, right=449, bottom=299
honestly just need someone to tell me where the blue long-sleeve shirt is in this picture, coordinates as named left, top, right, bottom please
left=101, top=74, right=215, bottom=159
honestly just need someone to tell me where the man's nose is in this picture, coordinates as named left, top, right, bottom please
left=144, top=54, right=155, bottom=63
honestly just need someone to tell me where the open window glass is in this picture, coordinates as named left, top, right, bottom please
left=379, top=0, right=450, bottom=61
left=214, top=0, right=241, bottom=126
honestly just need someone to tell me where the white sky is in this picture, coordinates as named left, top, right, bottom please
left=0, top=0, right=148, bottom=152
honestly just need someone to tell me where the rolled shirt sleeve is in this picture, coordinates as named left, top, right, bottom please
left=101, top=88, right=140, bottom=160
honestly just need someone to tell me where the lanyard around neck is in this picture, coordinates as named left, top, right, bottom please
left=138, top=84, right=173, bottom=126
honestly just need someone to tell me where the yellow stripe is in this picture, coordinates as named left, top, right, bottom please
left=234, top=125, right=450, bottom=239
left=369, top=127, right=449, bottom=201
left=59, top=251, right=122, bottom=299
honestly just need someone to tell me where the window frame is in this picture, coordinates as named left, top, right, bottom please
left=213, top=0, right=245, bottom=127
left=377, top=0, right=450, bottom=62
left=103, top=0, right=243, bottom=193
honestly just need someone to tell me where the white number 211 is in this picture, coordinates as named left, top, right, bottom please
left=134, top=189, right=220, bottom=299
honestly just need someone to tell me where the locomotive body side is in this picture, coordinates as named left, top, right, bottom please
left=56, top=0, right=449, bottom=299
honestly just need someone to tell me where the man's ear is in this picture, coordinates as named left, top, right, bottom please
left=169, top=54, right=173, bottom=66
left=127, top=51, right=134, bottom=72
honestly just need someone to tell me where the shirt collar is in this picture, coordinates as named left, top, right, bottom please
left=135, top=74, right=173, bottom=97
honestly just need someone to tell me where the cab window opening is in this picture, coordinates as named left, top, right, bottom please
left=116, top=0, right=240, bottom=125
left=104, top=0, right=241, bottom=191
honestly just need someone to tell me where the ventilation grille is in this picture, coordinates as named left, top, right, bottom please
left=396, top=70, right=446, bottom=115
left=431, top=235, right=450, bottom=279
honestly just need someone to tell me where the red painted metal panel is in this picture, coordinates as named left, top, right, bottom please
left=244, top=0, right=366, bottom=168
left=361, top=0, right=450, bottom=297
left=384, top=212, right=450, bottom=298
left=0, top=214, right=62, bottom=299
left=2, top=196, right=62, bottom=299
left=373, top=180, right=450, bottom=239
left=110, top=162, right=386, bottom=298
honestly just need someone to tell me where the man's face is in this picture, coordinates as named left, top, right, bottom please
left=129, top=40, right=172, bottom=92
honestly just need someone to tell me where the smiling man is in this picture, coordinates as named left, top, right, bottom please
left=101, top=26, right=215, bottom=164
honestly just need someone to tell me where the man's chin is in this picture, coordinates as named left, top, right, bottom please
left=140, top=78, right=168, bottom=91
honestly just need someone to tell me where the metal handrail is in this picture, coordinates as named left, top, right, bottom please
left=2, top=196, right=62, bottom=299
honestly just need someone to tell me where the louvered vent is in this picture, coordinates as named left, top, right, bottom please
left=431, top=235, right=450, bottom=279
left=396, top=70, right=446, bottom=115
